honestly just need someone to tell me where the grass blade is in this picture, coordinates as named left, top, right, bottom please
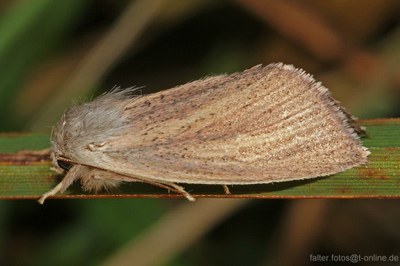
left=0, top=118, right=399, bottom=201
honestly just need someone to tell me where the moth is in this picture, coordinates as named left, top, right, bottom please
left=38, top=63, right=369, bottom=204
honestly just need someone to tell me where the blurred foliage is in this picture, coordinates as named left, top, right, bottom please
left=0, top=0, right=91, bottom=130
left=0, top=0, right=400, bottom=265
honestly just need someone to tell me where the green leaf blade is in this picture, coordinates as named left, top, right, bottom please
left=0, top=119, right=399, bottom=200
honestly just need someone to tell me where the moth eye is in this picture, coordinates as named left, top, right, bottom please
left=57, top=160, right=72, bottom=171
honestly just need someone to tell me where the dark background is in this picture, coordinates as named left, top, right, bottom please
left=1, top=0, right=400, bottom=265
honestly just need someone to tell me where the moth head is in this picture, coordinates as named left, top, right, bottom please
left=50, top=92, right=130, bottom=173
left=50, top=113, right=73, bottom=173
left=50, top=103, right=92, bottom=171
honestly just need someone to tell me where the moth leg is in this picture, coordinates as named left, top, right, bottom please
left=138, top=180, right=180, bottom=195
left=79, top=169, right=193, bottom=200
left=222, top=185, right=231, bottom=195
left=38, top=182, right=64, bottom=205
left=133, top=177, right=196, bottom=201
left=132, top=178, right=197, bottom=200
left=161, top=181, right=196, bottom=201
left=38, top=164, right=88, bottom=204
left=80, top=169, right=171, bottom=191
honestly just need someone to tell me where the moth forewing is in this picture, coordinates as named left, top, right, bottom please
left=39, top=63, right=369, bottom=203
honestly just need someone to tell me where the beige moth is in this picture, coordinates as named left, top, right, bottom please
left=38, top=63, right=369, bottom=204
